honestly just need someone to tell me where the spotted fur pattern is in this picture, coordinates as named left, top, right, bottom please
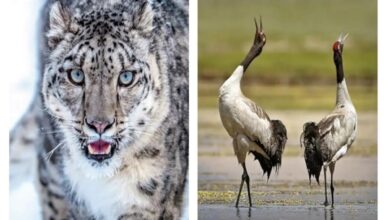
left=10, top=0, right=188, bottom=219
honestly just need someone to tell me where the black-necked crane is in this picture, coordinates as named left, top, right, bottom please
left=218, top=18, right=287, bottom=207
left=300, top=33, right=357, bottom=207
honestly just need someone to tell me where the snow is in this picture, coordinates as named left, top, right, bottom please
left=8, top=0, right=45, bottom=219
left=8, top=0, right=188, bottom=219
left=10, top=182, right=42, bottom=220
left=9, top=0, right=42, bottom=128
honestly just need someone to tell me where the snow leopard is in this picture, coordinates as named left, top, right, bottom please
left=9, top=0, right=188, bottom=219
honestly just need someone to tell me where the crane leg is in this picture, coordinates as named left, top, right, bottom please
left=323, top=166, right=329, bottom=206
left=235, top=165, right=245, bottom=207
left=236, top=176, right=244, bottom=207
left=235, top=163, right=251, bottom=207
left=329, top=163, right=336, bottom=207
left=243, top=163, right=252, bottom=207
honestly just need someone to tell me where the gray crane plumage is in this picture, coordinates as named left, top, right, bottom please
left=300, top=34, right=357, bottom=207
left=218, top=19, right=287, bottom=207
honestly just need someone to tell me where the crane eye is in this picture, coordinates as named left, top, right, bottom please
left=118, top=70, right=136, bottom=86
left=68, top=69, right=84, bottom=85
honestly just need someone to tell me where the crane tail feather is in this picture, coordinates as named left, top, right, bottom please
left=251, top=119, right=287, bottom=181
left=252, top=151, right=273, bottom=180
left=302, top=122, right=322, bottom=185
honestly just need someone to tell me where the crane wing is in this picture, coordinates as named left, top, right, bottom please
left=317, top=113, right=356, bottom=159
left=241, top=98, right=287, bottom=179
left=242, top=97, right=270, bottom=121
left=235, top=97, right=273, bottom=151
left=318, top=114, right=344, bottom=138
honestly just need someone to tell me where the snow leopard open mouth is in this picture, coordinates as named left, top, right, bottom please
left=85, top=140, right=116, bottom=162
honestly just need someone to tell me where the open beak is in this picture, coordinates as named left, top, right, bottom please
left=253, top=16, right=266, bottom=45
left=254, top=16, right=263, bottom=34
left=337, top=33, right=349, bottom=45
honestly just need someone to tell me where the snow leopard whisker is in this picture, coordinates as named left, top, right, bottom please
left=41, top=128, right=64, bottom=135
left=119, top=128, right=155, bottom=137
left=45, top=139, right=66, bottom=161
left=39, top=125, right=80, bottom=136
left=57, top=121, right=82, bottom=130
left=42, top=107, right=81, bottom=124
left=118, top=130, right=156, bottom=140
left=123, top=125, right=156, bottom=134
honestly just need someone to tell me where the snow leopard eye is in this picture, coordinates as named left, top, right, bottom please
left=118, top=70, right=136, bottom=86
left=68, top=69, right=85, bottom=85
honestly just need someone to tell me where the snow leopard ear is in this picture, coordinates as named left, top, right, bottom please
left=137, top=1, right=154, bottom=33
left=125, top=0, right=154, bottom=34
left=46, top=1, right=73, bottom=49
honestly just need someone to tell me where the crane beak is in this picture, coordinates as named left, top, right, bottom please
left=337, top=33, right=349, bottom=45
left=260, top=16, right=263, bottom=33
left=253, top=16, right=266, bottom=46
left=254, top=16, right=264, bottom=34
left=254, top=18, right=258, bottom=33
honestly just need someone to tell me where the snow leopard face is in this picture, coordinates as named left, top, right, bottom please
left=42, top=1, right=170, bottom=178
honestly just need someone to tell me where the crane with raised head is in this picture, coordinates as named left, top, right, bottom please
left=300, top=33, right=357, bottom=207
left=218, top=18, right=287, bottom=207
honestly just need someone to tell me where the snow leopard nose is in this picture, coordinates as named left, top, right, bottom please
left=85, top=118, right=115, bottom=134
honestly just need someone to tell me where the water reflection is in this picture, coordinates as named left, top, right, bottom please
left=235, top=206, right=334, bottom=220
left=236, top=207, right=251, bottom=219
left=199, top=204, right=374, bottom=220
left=324, top=207, right=334, bottom=220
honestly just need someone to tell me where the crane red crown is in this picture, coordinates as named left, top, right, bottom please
left=333, top=41, right=341, bottom=52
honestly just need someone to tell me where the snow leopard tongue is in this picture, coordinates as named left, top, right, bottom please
left=88, top=140, right=111, bottom=155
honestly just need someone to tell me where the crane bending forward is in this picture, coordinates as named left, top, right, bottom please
left=218, top=18, right=287, bottom=207
left=300, top=34, right=357, bottom=207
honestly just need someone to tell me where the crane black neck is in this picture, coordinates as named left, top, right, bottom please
left=240, top=47, right=263, bottom=72
left=334, top=51, right=344, bottom=83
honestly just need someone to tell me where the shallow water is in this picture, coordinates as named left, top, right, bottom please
left=198, top=155, right=377, bottom=219
left=199, top=204, right=377, bottom=220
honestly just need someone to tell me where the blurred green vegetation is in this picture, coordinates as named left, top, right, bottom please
left=199, top=0, right=377, bottom=84
left=199, top=82, right=377, bottom=111
left=198, top=0, right=377, bottom=111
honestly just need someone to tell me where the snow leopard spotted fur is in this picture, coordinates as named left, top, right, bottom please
left=9, top=0, right=188, bottom=219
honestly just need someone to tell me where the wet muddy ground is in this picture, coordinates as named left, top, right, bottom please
left=198, top=156, right=377, bottom=219
left=199, top=204, right=377, bottom=220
